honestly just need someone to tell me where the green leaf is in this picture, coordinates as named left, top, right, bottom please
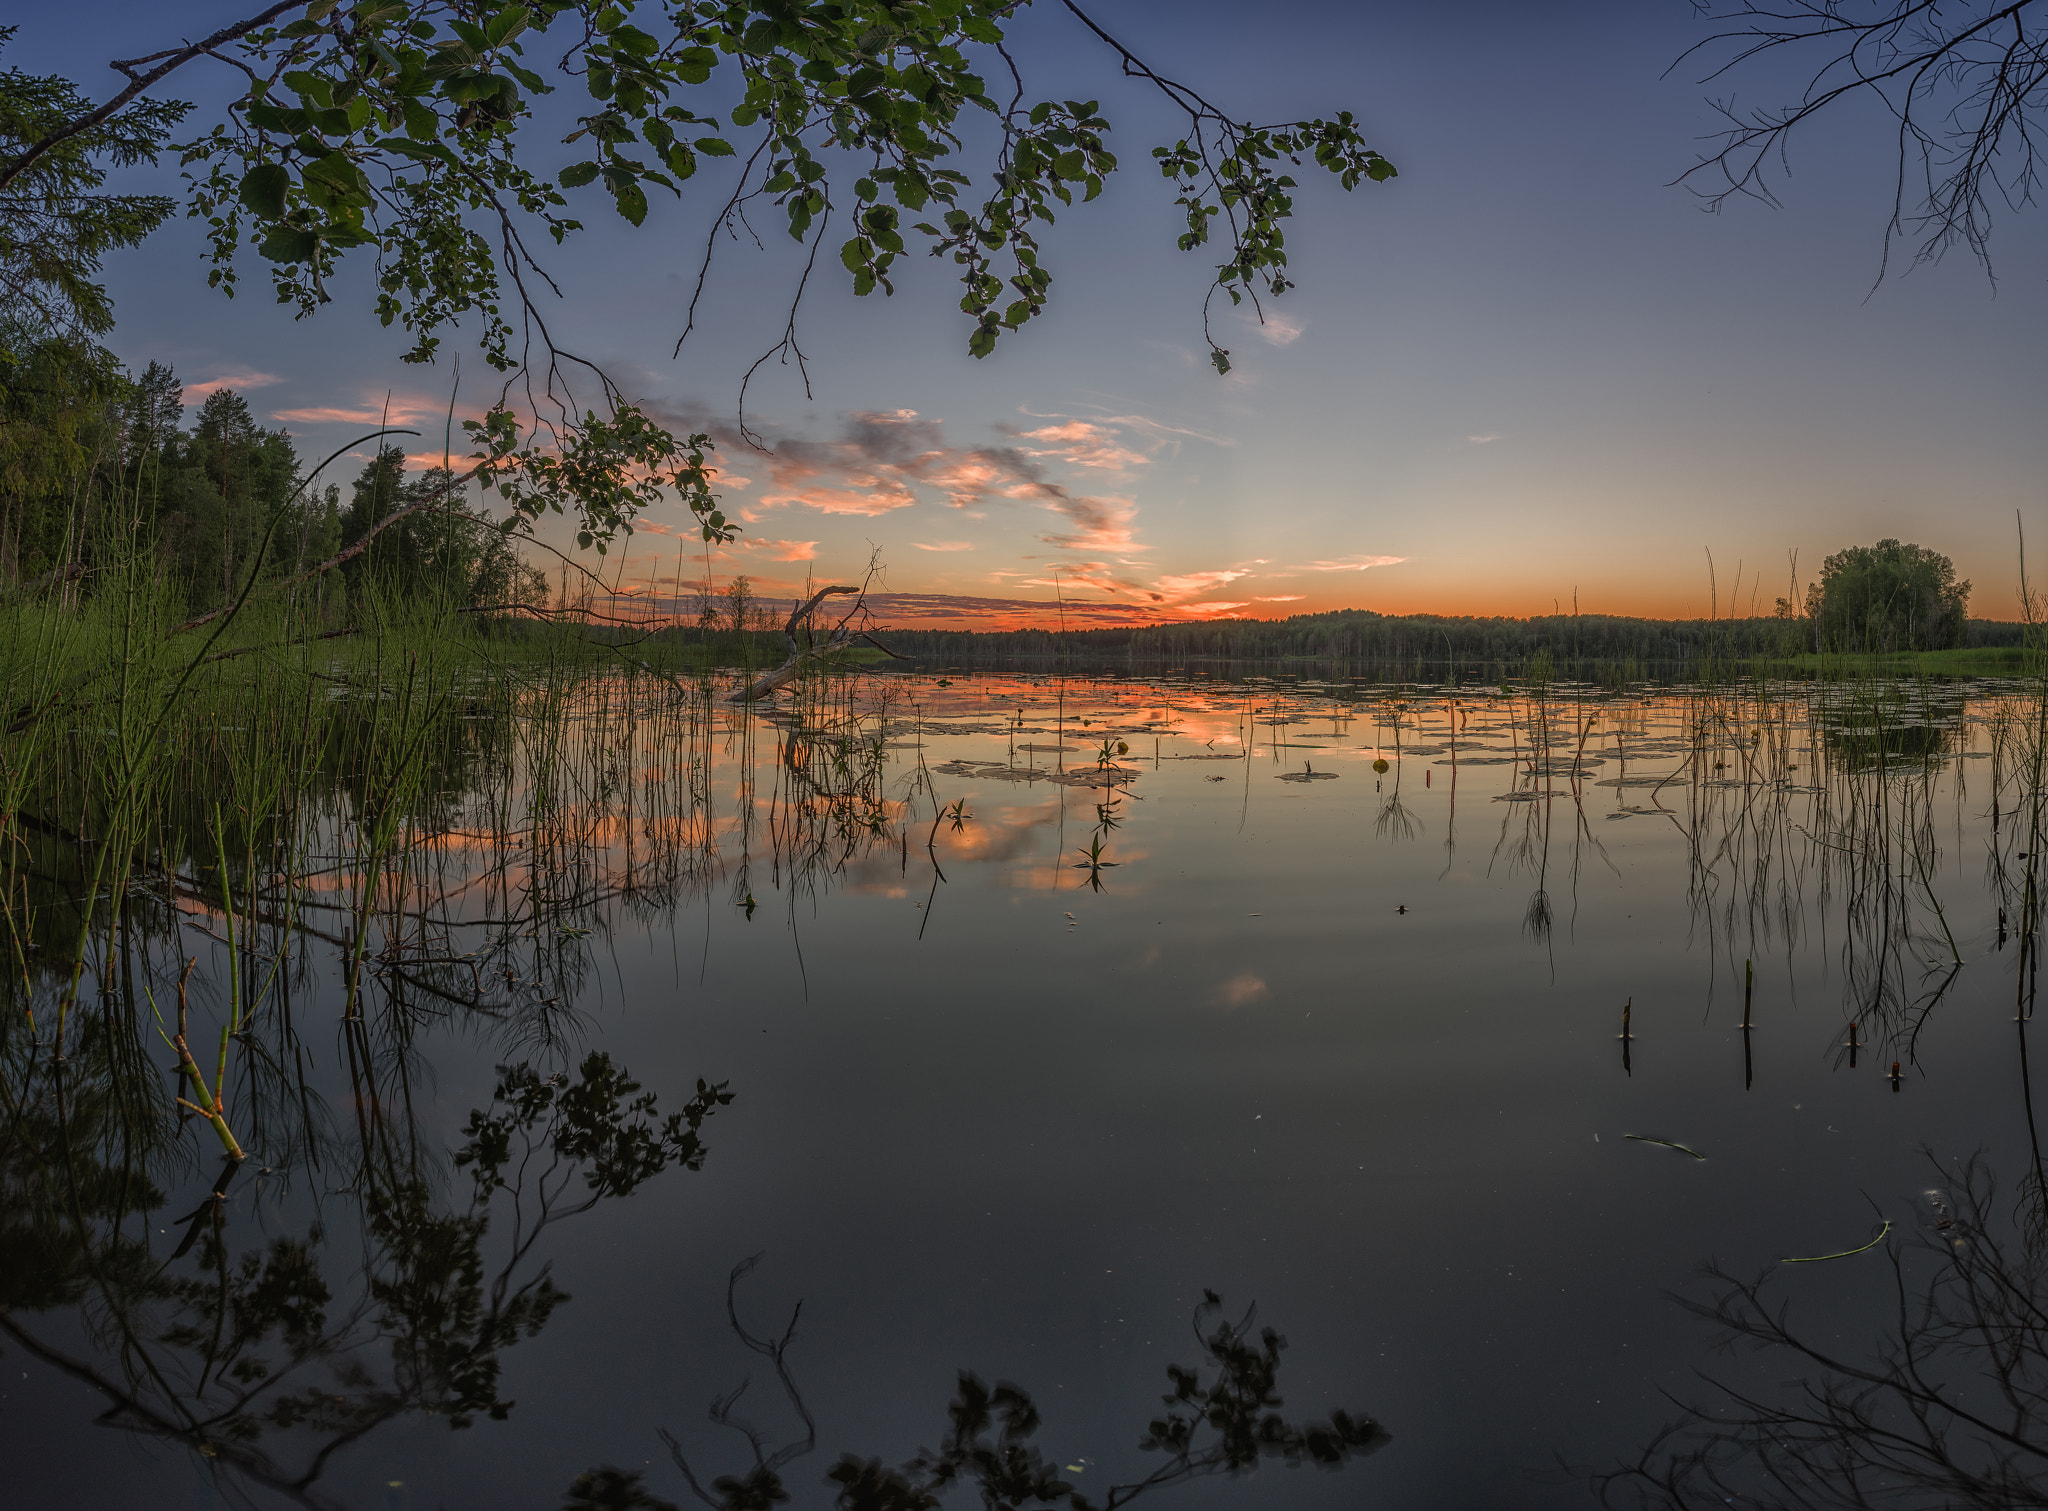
left=239, top=163, right=291, bottom=220
left=257, top=225, right=320, bottom=263
left=380, top=136, right=458, bottom=167
left=283, top=70, right=335, bottom=109
left=301, top=151, right=370, bottom=207
left=443, top=72, right=503, bottom=105
left=484, top=6, right=532, bottom=46
left=612, top=181, right=648, bottom=225
left=1210, top=348, right=1232, bottom=375
left=402, top=97, right=440, bottom=142
left=693, top=136, right=735, bottom=156
left=559, top=160, right=601, bottom=187
left=246, top=101, right=311, bottom=134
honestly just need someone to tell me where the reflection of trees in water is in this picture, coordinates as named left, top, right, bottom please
left=1812, top=683, right=1964, bottom=774
left=575, top=1269, right=1386, bottom=1511
left=1601, top=1152, right=2048, bottom=1511
left=0, top=1046, right=729, bottom=1508
left=0, top=1036, right=1386, bottom=1510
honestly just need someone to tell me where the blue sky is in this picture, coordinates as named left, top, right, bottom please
left=19, top=2, right=2048, bottom=623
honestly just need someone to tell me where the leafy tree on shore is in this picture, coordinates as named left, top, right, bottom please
left=0, top=346, right=548, bottom=615
left=1810, top=539, right=1969, bottom=654
left=158, top=387, right=300, bottom=607
left=342, top=445, right=552, bottom=607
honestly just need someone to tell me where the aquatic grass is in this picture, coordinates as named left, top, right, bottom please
left=1779, top=1220, right=1891, bottom=1264
left=1625, top=1134, right=1706, bottom=1160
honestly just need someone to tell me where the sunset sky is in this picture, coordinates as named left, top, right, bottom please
left=22, top=1, right=2048, bottom=627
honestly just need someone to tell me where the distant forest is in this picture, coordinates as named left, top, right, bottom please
left=869, top=608, right=2031, bottom=669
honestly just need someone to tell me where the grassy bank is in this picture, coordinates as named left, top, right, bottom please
left=1763, top=645, right=2044, bottom=677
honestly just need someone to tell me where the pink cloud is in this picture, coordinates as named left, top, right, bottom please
left=1040, top=493, right=1139, bottom=552
left=183, top=370, right=282, bottom=404
left=648, top=404, right=1154, bottom=553
left=740, top=537, right=820, bottom=561
left=1020, top=559, right=1152, bottom=596
left=756, top=478, right=919, bottom=517
left=915, top=541, right=975, bottom=552
left=1153, top=569, right=1251, bottom=600
left=1255, top=595, right=1305, bottom=602
left=1013, top=420, right=1149, bottom=471
left=272, top=397, right=439, bottom=428
left=1247, top=311, right=1305, bottom=346
left=401, top=450, right=466, bottom=472
left=1295, top=555, right=1408, bottom=572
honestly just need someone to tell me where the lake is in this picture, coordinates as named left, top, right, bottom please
left=7, top=666, right=2042, bottom=1510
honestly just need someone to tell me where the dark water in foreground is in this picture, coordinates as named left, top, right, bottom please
left=7, top=670, right=2043, bottom=1509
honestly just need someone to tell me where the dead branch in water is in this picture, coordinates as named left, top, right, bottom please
left=729, top=569, right=903, bottom=702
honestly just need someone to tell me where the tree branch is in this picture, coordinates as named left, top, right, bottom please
left=0, top=4, right=302, bottom=192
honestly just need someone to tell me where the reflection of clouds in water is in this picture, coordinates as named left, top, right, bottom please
left=837, top=799, right=1063, bottom=894
left=1211, top=973, right=1269, bottom=1008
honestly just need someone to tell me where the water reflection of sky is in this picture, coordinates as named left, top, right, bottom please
left=16, top=671, right=2047, bottom=1509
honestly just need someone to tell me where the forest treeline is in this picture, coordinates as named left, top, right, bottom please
left=0, top=332, right=545, bottom=616
left=870, top=606, right=2030, bottom=668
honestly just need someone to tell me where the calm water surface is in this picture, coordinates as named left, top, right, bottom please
left=7, top=669, right=2039, bottom=1509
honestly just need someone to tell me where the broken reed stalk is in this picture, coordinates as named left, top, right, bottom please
left=1742, top=958, right=1754, bottom=1031
left=1620, top=997, right=1632, bottom=1040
